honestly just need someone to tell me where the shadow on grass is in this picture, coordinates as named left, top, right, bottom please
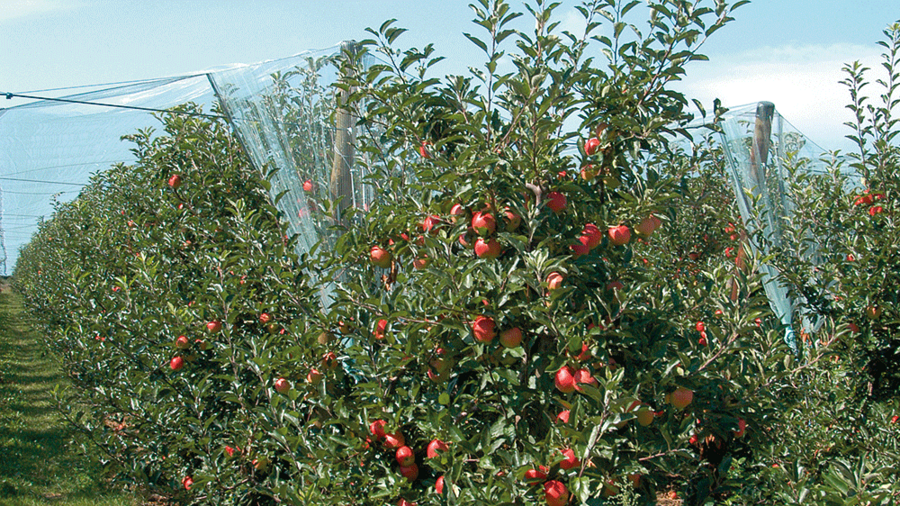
left=0, top=289, right=138, bottom=505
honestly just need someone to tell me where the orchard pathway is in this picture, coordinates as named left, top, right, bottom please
left=0, top=281, right=139, bottom=506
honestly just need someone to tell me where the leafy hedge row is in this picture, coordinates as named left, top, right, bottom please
left=12, top=2, right=900, bottom=505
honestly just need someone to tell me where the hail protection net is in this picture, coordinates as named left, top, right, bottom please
left=0, top=44, right=372, bottom=288
left=718, top=102, right=829, bottom=351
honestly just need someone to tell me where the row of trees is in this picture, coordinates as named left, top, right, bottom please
left=11, top=1, right=900, bottom=504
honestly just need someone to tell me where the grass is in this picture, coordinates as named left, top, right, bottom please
left=0, top=285, right=141, bottom=506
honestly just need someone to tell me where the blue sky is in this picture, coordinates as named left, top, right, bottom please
left=2, top=0, right=900, bottom=150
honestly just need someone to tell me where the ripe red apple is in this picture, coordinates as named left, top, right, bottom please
left=396, top=445, right=415, bottom=466
left=322, top=351, right=338, bottom=371
left=182, top=475, right=193, bottom=490
left=397, top=499, right=416, bottom=506
left=555, top=410, right=570, bottom=424
left=869, top=205, right=884, bottom=216
left=696, top=321, right=705, bottom=333
left=168, top=174, right=182, bottom=189
left=302, top=179, right=313, bottom=191
left=544, top=480, right=569, bottom=506
left=584, top=137, right=601, bottom=156
left=472, top=316, right=496, bottom=343
left=207, top=320, right=222, bottom=333
left=891, top=415, right=899, bottom=424
left=546, top=272, right=564, bottom=291
left=570, top=241, right=589, bottom=258
left=422, top=215, right=441, bottom=233
left=369, top=420, right=387, bottom=440
left=669, top=387, right=693, bottom=409
left=734, top=418, right=746, bottom=437
left=383, top=432, right=406, bottom=449
left=419, top=141, right=431, bottom=159
left=399, top=463, right=418, bottom=482
left=499, top=327, right=523, bottom=348
left=274, top=377, right=291, bottom=394
left=175, top=335, right=190, bottom=349
left=260, top=313, right=272, bottom=324
left=450, top=203, right=465, bottom=223
left=426, top=439, right=449, bottom=459
left=608, top=224, right=631, bottom=246
left=429, top=348, right=451, bottom=374
left=369, top=245, right=392, bottom=269
left=581, top=223, right=602, bottom=249
left=698, top=332, right=708, bottom=346
left=435, top=475, right=445, bottom=494
left=555, top=365, right=577, bottom=393
left=474, top=237, right=501, bottom=259
left=573, top=368, right=597, bottom=392
left=472, top=211, right=497, bottom=236
left=524, top=465, right=549, bottom=484
left=546, top=191, right=567, bottom=213
left=504, top=207, right=522, bottom=231
left=375, top=319, right=388, bottom=340
left=170, top=356, right=184, bottom=371
left=307, top=368, right=323, bottom=384
left=635, top=214, right=662, bottom=236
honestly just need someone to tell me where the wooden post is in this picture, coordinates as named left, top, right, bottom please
left=330, top=42, right=358, bottom=223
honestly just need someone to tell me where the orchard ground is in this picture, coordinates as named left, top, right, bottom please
left=0, top=278, right=141, bottom=506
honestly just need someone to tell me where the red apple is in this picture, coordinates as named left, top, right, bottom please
left=429, top=348, right=451, bottom=374
left=274, top=377, right=291, bottom=393
left=450, top=203, right=465, bottom=223
left=426, top=439, right=449, bottom=459
left=182, top=475, right=193, bottom=490
left=435, top=475, right=445, bottom=494
left=419, top=141, right=431, bottom=159
left=544, top=480, right=569, bottom=506
left=584, top=137, right=601, bottom=156
left=734, top=418, right=746, bottom=437
left=581, top=223, right=602, bottom=249
left=555, top=365, right=577, bottom=393
left=558, top=448, right=579, bottom=470
left=499, top=327, right=523, bottom=348
left=398, top=499, right=416, bottom=506
left=207, top=320, right=222, bottom=333
left=573, top=368, right=597, bottom=392
left=869, top=205, right=884, bottom=216
left=546, top=191, right=567, bottom=213
left=383, top=432, right=406, bottom=449
left=399, top=463, right=418, bottom=482
left=546, top=272, right=564, bottom=291
left=396, top=445, right=415, bottom=466
left=168, top=174, right=182, bottom=189
left=175, top=335, right=190, bottom=349
left=635, top=214, right=662, bottom=236
left=259, top=312, right=272, bottom=324
left=422, top=215, right=441, bottom=233
left=669, top=387, right=693, bottom=409
left=375, top=319, right=388, bottom=340
left=472, top=316, right=496, bottom=343
left=555, top=410, right=570, bottom=424
left=472, top=212, right=497, bottom=236
left=369, top=420, right=387, bottom=440
left=307, top=368, right=323, bottom=384
left=891, top=415, right=899, bottom=424
left=504, top=207, right=522, bottom=231
left=369, top=245, right=392, bottom=269
left=524, top=465, right=549, bottom=484
left=608, top=225, right=631, bottom=246
left=474, top=237, right=501, bottom=259
left=696, top=321, right=705, bottom=332
left=322, top=351, right=338, bottom=371
left=170, top=356, right=184, bottom=371
left=303, top=179, right=313, bottom=192
left=570, top=241, right=589, bottom=258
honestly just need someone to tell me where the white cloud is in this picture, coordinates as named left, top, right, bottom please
left=0, top=0, right=79, bottom=23
left=676, top=43, right=886, bottom=151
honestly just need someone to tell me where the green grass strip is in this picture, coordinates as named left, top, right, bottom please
left=0, top=284, right=140, bottom=506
